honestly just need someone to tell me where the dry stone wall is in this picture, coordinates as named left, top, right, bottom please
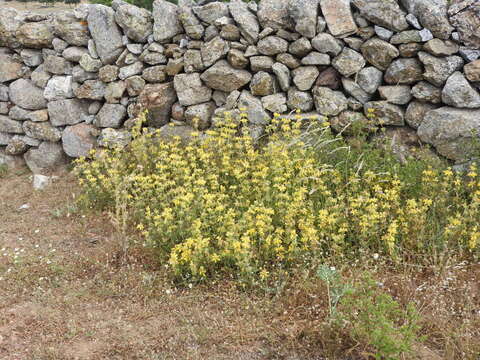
left=1, top=0, right=480, bottom=174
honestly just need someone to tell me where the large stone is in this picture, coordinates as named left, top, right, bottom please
left=363, top=101, right=405, bottom=126
left=193, top=2, right=229, bottom=25
left=174, top=73, right=212, bottom=107
left=98, top=128, right=132, bottom=149
left=126, top=75, right=146, bottom=95
left=138, top=82, right=178, bottom=127
left=72, top=65, right=97, bottom=83
left=95, top=103, right=127, bottom=128
left=9, top=79, right=46, bottom=111
left=201, top=60, right=252, bottom=92
left=289, top=0, right=318, bottom=38
left=23, top=121, right=62, bottom=142
left=287, top=87, right=313, bottom=111
left=442, top=71, right=480, bottom=108
left=320, top=0, right=358, bottom=37
left=0, top=8, right=23, bottom=47
left=113, top=0, right=152, bottom=42
left=250, top=72, right=277, bottom=96
left=178, top=6, right=204, bottom=40
left=153, top=0, right=182, bottom=43
left=237, top=90, right=270, bottom=125
left=87, top=5, right=124, bottom=64
left=464, top=59, right=480, bottom=82
left=0, top=54, right=23, bottom=83
left=418, top=52, right=464, bottom=86
left=257, top=0, right=294, bottom=31
left=378, top=85, right=412, bottom=105
left=53, top=11, right=90, bottom=46
left=384, top=58, right=423, bottom=84
left=105, top=81, right=126, bottom=103
left=16, top=22, right=54, bottom=49
left=418, top=107, right=480, bottom=161
left=44, top=55, right=72, bottom=75
left=390, top=30, right=423, bottom=44
left=292, top=66, right=319, bottom=91
left=24, top=141, right=67, bottom=174
left=79, top=53, right=102, bottom=72
left=352, top=0, right=409, bottom=32
left=276, top=53, right=301, bottom=69
left=262, top=93, right=287, bottom=113
left=272, top=62, right=290, bottom=91
left=311, top=33, right=342, bottom=56
left=48, top=99, right=89, bottom=126
left=301, top=52, right=330, bottom=66
left=405, top=101, right=437, bottom=129
left=251, top=56, right=275, bottom=72
left=289, top=37, right=312, bottom=57
left=411, top=81, right=442, bottom=103
left=357, top=67, right=383, bottom=94
left=184, top=101, right=216, bottom=130
left=201, top=36, right=229, bottom=67
left=44, top=76, right=74, bottom=101
left=313, top=86, right=348, bottom=116
left=0, top=116, right=23, bottom=134
left=227, top=49, right=249, bottom=69
left=450, top=3, right=480, bottom=48
left=74, top=80, right=106, bottom=100
left=5, top=136, right=29, bottom=156
left=228, top=0, right=260, bottom=44
left=62, top=46, right=89, bottom=62
left=423, top=39, right=459, bottom=56
left=20, top=49, right=42, bottom=67
left=360, top=38, right=399, bottom=70
left=119, top=62, right=144, bottom=79
left=62, top=123, right=96, bottom=158
left=257, top=36, right=289, bottom=56
left=332, top=48, right=365, bottom=77
left=401, top=0, right=453, bottom=40
left=341, top=78, right=371, bottom=104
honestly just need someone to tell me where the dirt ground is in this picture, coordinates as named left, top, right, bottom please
left=0, top=0, right=88, bottom=14
left=0, top=168, right=479, bottom=359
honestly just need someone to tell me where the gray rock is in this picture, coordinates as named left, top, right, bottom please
left=357, top=66, right=383, bottom=94
left=165, top=58, right=184, bottom=76
left=62, top=46, right=89, bottom=62
left=459, top=47, right=480, bottom=62
left=0, top=85, right=8, bottom=102
left=44, top=55, right=72, bottom=75
left=401, top=0, right=453, bottom=40
left=141, top=66, right=166, bottom=83
left=88, top=39, right=99, bottom=59
left=9, top=106, right=30, bottom=121
left=411, top=81, right=442, bottom=103
left=363, top=101, right=405, bottom=126
left=20, top=49, right=43, bottom=67
left=0, top=116, right=23, bottom=134
left=220, top=24, right=241, bottom=41
left=212, top=90, right=227, bottom=107
left=315, top=67, right=341, bottom=90
left=257, top=0, right=294, bottom=31
left=330, top=110, right=375, bottom=135
left=95, top=103, right=127, bottom=128
left=320, top=0, right=358, bottom=37
left=184, top=50, right=205, bottom=73
left=442, top=71, right=480, bottom=108
left=48, top=99, right=89, bottom=126
left=450, top=5, right=480, bottom=48
left=374, top=25, right=393, bottom=41
left=119, top=61, right=144, bottom=80
left=74, top=80, right=105, bottom=100
left=343, top=37, right=364, bottom=51
left=378, top=85, right=412, bottom=105
left=423, top=39, right=458, bottom=56
left=419, top=28, right=434, bottom=42
left=250, top=56, right=275, bottom=72
left=360, top=38, right=399, bottom=70
left=178, top=6, right=204, bottom=40
left=0, top=132, right=13, bottom=145
left=390, top=30, right=423, bottom=44
left=139, top=50, right=167, bottom=65
left=174, top=73, right=212, bottom=106
left=0, top=54, right=23, bottom=83
left=384, top=58, right=423, bottom=84
left=184, top=101, right=216, bottom=130
left=127, top=43, right=143, bottom=55
left=27, top=110, right=49, bottom=123
left=193, top=2, right=229, bottom=25
left=105, top=81, right=126, bottom=103
left=257, top=36, right=289, bottom=56
left=224, top=90, right=241, bottom=110
left=250, top=72, right=277, bottom=96
left=352, top=0, right=409, bottom=32
left=16, top=22, right=54, bottom=49
left=228, top=0, right=260, bottom=44
left=23, top=121, right=62, bottom=142
left=405, top=13, right=422, bottom=29
left=24, top=141, right=67, bottom=174
left=418, top=107, right=480, bottom=161
left=277, top=29, right=301, bottom=42
left=201, top=60, right=252, bottom=92
left=332, top=48, right=365, bottom=77
left=262, top=93, right=287, bottom=113
left=311, top=33, right=342, bottom=56
left=53, top=11, right=90, bottom=46
left=287, top=87, right=313, bottom=111
left=237, top=90, right=270, bottom=125
left=292, top=66, right=319, bottom=91
left=44, top=75, right=74, bottom=101
left=52, top=37, right=68, bottom=53
left=317, top=16, right=326, bottom=33
left=405, top=100, right=437, bottom=129
left=276, top=53, right=301, bottom=69
left=288, top=0, right=318, bottom=38
left=313, top=86, right=348, bottom=116
left=0, top=8, right=23, bottom=48
left=201, top=36, right=229, bottom=67
left=98, top=128, right=132, bottom=149
left=9, top=79, right=46, bottom=111
left=341, top=78, right=371, bottom=104
left=88, top=4, right=124, bottom=64
left=418, top=51, right=464, bottom=86
left=302, top=52, right=330, bottom=66
left=72, top=65, right=97, bottom=83
left=0, top=102, right=8, bottom=115
left=137, top=82, right=177, bottom=127
left=98, top=65, right=119, bottom=82
left=272, top=62, right=291, bottom=92
left=289, top=37, right=312, bottom=57
left=227, top=49, right=249, bottom=69
left=114, top=0, right=152, bottom=43
left=78, top=54, right=102, bottom=73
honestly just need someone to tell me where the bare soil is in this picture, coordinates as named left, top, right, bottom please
left=0, top=169, right=479, bottom=359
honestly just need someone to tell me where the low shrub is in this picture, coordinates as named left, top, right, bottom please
left=75, top=112, right=480, bottom=284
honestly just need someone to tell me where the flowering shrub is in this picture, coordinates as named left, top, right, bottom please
left=75, top=112, right=480, bottom=283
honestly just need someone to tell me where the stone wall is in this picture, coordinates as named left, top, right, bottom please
left=1, top=0, right=480, bottom=174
